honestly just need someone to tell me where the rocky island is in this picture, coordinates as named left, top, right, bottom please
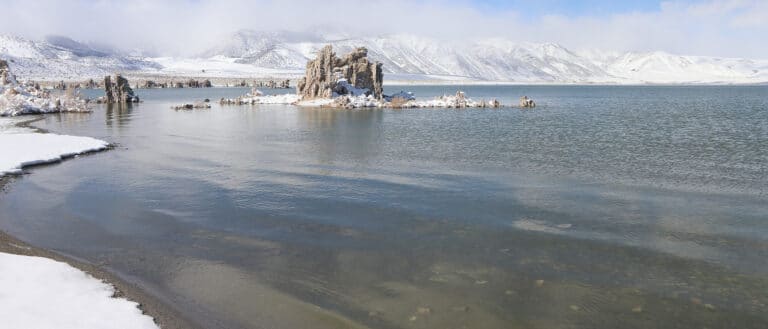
left=219, top=45, right=505, bottom=109
left=101, top=74, right=140, bottom=103
left=297, top=45, right=383, bottom=101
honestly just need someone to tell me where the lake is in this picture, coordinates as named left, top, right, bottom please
left=1, top=85, right=767, bottom=329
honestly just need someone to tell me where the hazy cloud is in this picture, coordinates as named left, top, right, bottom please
left=0, top=0, right=765, bottom=58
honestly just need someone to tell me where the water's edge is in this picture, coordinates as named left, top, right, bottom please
left=0, top=118, right=203, bottom=329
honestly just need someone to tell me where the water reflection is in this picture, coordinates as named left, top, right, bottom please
left=297, top=108, right=384, bottom=169
left=105, top=102, right=136, bottom=129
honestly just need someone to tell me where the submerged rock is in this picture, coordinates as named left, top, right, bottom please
left=297, top=45, right=383, bottom=100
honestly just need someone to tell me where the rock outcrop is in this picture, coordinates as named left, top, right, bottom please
left=519, top=96, right=536, bottom=108
left=297, top=45, right=383, bottom=100
left=103, top=75, right=139, bottom=103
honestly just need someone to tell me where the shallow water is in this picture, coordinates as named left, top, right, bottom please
left=1, top=85, right=767, bottom=329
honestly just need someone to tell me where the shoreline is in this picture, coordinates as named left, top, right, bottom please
left=0, top=118, right=202, bottom=329
left=21, top=73, right=768, bottom=88
left=0, top=227, right=201, bottom=329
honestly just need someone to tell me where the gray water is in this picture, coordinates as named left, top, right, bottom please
left=1, top=85, right=767, bottom=329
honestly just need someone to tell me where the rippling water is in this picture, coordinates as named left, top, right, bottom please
left=1, top=85, right=767, bottom=329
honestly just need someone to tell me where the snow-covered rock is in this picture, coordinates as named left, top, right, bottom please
left=296, top=45, right=383, bottom=100
left=219, top=88, right=300, bottom=105
left=0, top=59, right=90, bottom=116
left=400, top=91, right=498, bottom=108
left=0, top=252, right=158, bottom=329
left=384, top=91, right=415, bottom=101
left=294, top=91, right=501, bottom=109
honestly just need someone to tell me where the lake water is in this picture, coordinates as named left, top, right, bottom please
left=1, top=85, right=767, bottom=329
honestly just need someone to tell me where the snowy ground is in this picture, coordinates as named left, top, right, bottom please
left=0, top=253, right=159, bottom=329
left=0, top=118, right=108, bottom=176
left=148, top=56, right=303, bottom=79
left=219, top=90, right=301, bottom=105
left=0, top=118, right=158, bottom=328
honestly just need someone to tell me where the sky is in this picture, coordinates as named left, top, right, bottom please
left=0, top=0, right=765, bottom=58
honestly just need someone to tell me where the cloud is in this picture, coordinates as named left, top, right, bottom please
left=0, top=0, right=765, bottom=58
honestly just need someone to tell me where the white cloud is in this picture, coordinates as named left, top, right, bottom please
left=0, top=0, right=765, bottom=58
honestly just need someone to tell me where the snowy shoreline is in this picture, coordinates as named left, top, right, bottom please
left=0, top=117, right=110, bottom=176
left=0, top=117, right=198, bottom=329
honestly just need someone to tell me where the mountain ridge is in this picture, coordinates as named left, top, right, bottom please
left=1, top=31, right=767, bottom=84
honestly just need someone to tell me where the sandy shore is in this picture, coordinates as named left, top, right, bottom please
left=0, top=121, right=202, bottom=329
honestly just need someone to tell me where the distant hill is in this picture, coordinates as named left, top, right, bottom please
left=2, top=31, right=767, bottom=84
left=0, top=34, right=159, bottom=81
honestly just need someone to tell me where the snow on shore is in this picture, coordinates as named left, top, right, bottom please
left=219, top=89, right=300, bottom=105
left=1, top=60, right=90, bottom=117
left=0, top=118, right=109, bottom=176
left=0, top=120, right=155, bottom=328
left=296, top=92, right=500, bottom=109
left=0, top=252, right=159, bottom=329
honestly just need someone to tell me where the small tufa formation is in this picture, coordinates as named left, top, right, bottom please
left=519, top=96, right=536, bottom=108
left=185, top=79, right=213, bottom=88
left=297, top=45, right=383, bottom=100
left=103, top=74, right=139, bottom=103
left=173, top=99, right=211, bottom=110
left=254, top=79, right=290, bottom=89
left=0, top=59, right=17, bottom=87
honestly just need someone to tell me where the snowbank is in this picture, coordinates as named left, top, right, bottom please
left=219, top=89, right=300, bottom=105
left=0, top=252, right=159, bottom=329
left=404, top=93, right=498, bottom=108
left=1, top=60, right=90, bottom=116
left=297, top=91, right=501, bottom=109
left=218, top=84, right=501, bottom=109
left=0, top=118, right=109, bottom=176
left=295, top=98, right=336, bottom=107
left=149, top=56, right=303, bottom=79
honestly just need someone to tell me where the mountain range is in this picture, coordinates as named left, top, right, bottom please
left=1, top=31, right=767, bottom=84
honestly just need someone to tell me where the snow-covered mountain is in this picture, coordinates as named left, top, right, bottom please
left=0, top=35, right=159, bottom=80
left=198, top=31, right=768, bottom=84
left=2, top=31, right=767, bottom=84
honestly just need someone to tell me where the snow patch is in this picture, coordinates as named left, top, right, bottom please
left=1, top=61, right=90, bottom=116
left=219, top=89, right=300, bottom=105
left=333, top=78, right=368, bottom=97
left=0, top=252, right=158, bottom=329
left=0, top=118, right=109, bottom=176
